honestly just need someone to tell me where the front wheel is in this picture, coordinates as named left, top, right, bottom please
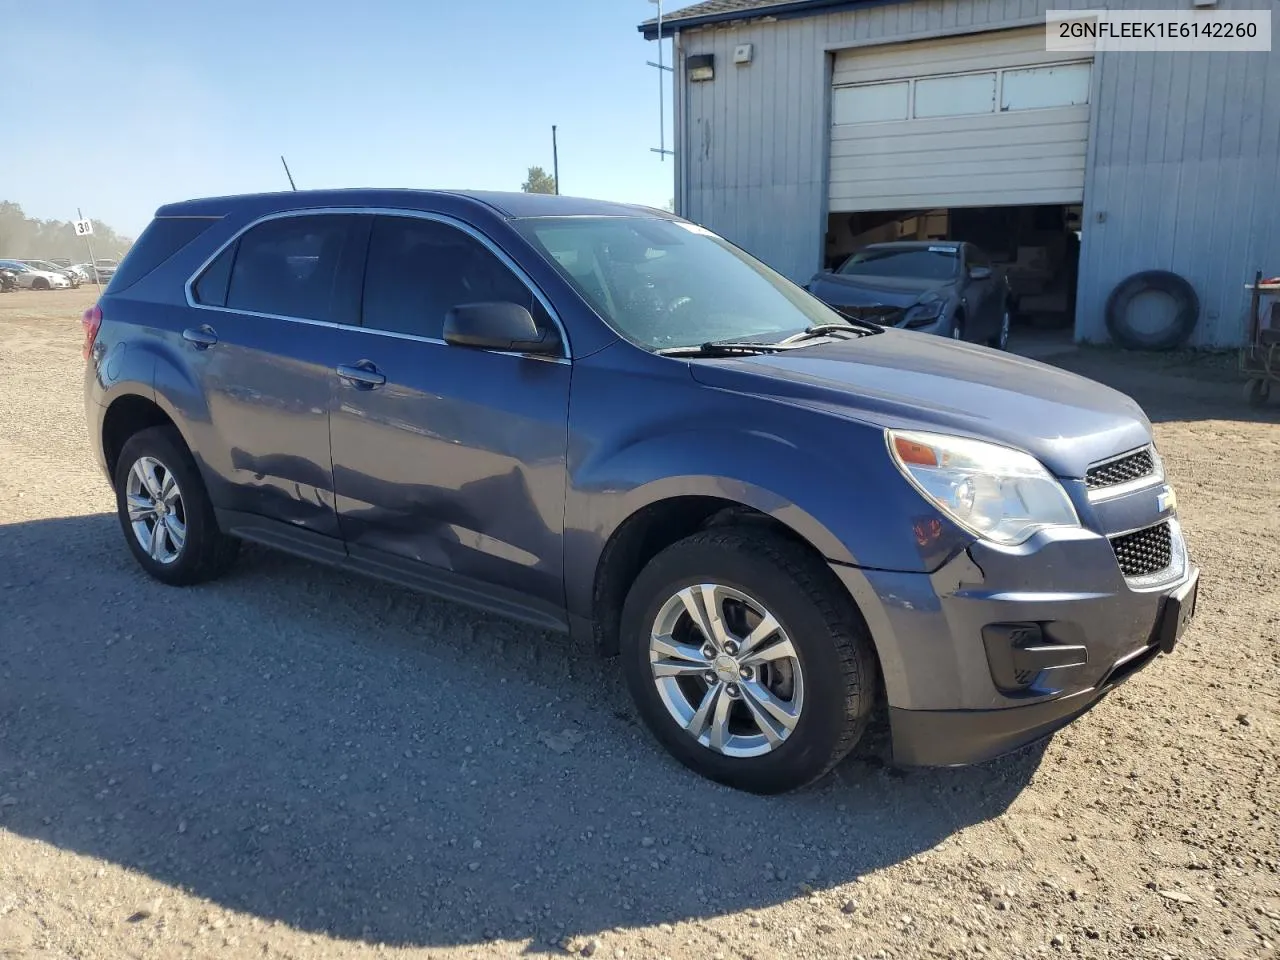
left=620, top=528, right=879, bottom=794
left=1244, top=378, right=1271, bottom=407
left=32, top=277, right=49, bottom=291
left=113, top=425, right=239, bottom=585
left=988, top=305, right=1011, bottom=350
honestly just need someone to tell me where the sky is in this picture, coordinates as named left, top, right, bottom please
left=2, top=0, right=679, bottom=238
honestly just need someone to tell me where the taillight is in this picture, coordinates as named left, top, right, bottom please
left=82, top=303, right=102, bottom=361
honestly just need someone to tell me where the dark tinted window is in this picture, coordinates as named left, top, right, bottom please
left=225, top=215, right=355, bottom=322
left=363, top=215, right=554, bottom=344
left=838, top=246, right=959, bottom=281
left=105, top=216, right=219, bottom=293
left=192, top=242, right=235, bottom=306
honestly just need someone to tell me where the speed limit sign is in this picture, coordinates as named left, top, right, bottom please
left=74, top=219, right=93, bottom=237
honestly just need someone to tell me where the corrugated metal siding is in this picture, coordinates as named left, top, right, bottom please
left=1077, top=26, right=1280, bottom=346
left=675, top=0, right=1280, bottom=345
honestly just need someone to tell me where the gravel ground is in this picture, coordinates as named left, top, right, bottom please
left=1, top=288, right=1277, bottom=960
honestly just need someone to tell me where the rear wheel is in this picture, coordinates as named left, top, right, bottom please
left=620, top=528, right=878, bottom=794
left=113, top=425, right=238, bottom=585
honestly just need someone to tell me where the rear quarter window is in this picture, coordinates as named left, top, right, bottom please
left=191, top=242, right=236, bottom=307
left=105, top=216, right=221, bottom=294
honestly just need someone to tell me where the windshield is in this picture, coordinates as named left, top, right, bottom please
left=513, top=216, right=850, bottom=350
left=838, top=246, right=959, bottom=281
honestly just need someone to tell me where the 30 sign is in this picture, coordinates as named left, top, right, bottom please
left=74, top=219, right=94, bottom=237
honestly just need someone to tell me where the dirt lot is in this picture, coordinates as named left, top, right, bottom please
left=1, top=287, right=1277, bottom=960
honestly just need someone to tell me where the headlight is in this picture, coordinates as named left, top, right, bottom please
left=888, top=429, right=1080, bottom=545
left=903, top=297, right=944, bottom=328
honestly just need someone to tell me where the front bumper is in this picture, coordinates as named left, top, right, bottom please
left=889, top=565, right=1196, bottom=765
left=832, top=520, right=1198, bottom=767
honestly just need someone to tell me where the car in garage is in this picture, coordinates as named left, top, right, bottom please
left=804, top=241, right=1012, bottom=349
left=83, top=190, right=1197, bottom=794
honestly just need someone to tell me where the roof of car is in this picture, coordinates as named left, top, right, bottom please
left=154, top=189, right=672, bottom=221
left=863, top=241, right=960, bottom=250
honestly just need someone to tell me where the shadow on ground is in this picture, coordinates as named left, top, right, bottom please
left=0, top=514, right=1045, bottom=951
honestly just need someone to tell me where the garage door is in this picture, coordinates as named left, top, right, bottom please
left=829, top=28, right=1093, bottom=212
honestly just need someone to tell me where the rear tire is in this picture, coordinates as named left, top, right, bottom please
left=113, top=425, right=239, bottom=585
left=620, top=528, right=879, bottom=794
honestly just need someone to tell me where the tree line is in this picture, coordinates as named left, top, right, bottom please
left=0, top=202, right=134, bottom=262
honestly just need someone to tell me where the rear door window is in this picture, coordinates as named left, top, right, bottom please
left=222, top=214, right=365, bottom=324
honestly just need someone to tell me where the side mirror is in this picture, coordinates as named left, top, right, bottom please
left=969, top=266, right=993, bottom=280
left=443, top=302, right=556, bottom=354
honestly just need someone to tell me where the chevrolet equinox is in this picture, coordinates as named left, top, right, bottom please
left=84, top=190, right=1199, bottom=794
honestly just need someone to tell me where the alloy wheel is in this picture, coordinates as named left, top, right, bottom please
left=124, top=456, right=187, bottom=564
left=648, top=583, right=804, bottom=758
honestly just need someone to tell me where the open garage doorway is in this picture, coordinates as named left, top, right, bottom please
left=823, top=203, right=1083, bottom=335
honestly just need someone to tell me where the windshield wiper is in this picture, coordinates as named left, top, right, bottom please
left=795, top=320, right=882, bottom=339
left=656, top=339, right=794, bottom=357
left=657, top=321, right=880, bottom=357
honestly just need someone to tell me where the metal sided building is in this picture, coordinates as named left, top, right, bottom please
left=640, top=0, right=1280, bottom=346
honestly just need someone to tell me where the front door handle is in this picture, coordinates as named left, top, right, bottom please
left=337, top=361, right=386, bottom=389
left=182, top=325, right=218, bottom=349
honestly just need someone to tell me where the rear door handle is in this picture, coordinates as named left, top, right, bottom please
left=337, top=362, right=386, bottom=389
left=182, top=325, right=218, bottom=349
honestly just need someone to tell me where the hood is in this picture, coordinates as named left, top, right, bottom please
left=688, top=331, right=1151, bottom=479
left=808, top=272, right=953, bottom=309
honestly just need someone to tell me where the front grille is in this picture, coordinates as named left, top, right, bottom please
left=1110, top=521, right=1173, bottom=577
left=834, top=304, right=904, bottom=326
left=1086, top=448, right=1155, bottom=490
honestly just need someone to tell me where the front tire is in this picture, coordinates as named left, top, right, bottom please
left=113, top=425, right=239, bottom=585
left=32, top=277, right=49, bottom=291
left=620, top=528, right=879, bottom=794
left=1244, top=378, right=1271, bottom=407
left=988, top=304, right=1011, bottom=350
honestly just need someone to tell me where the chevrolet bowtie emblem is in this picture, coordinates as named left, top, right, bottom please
left=1157, top=486, right=1177, bottom=512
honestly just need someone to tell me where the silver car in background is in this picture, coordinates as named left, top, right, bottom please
left=0, top=260, right=71, bottom=290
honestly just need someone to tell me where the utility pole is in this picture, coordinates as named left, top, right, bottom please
left=551, top=126, right=560, bottom=195
left=77, top=207, right=101, bottom=285
left=647, top=0, right=674, bottom=161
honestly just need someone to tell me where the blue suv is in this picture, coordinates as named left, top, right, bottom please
left=84, top=190, right=1198, bottom=793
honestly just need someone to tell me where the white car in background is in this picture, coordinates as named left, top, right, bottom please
left=0, top=260, right=71, bottom=290
left=75, top=261, right=116, bottom=283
